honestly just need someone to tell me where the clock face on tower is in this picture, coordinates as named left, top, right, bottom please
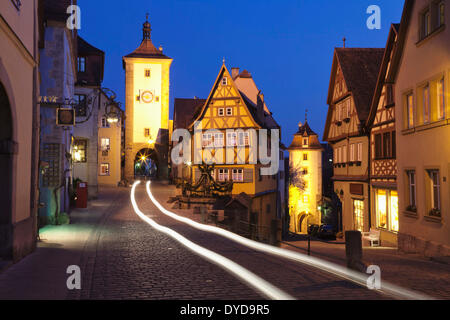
left=141, top=90, right=154, bottom=103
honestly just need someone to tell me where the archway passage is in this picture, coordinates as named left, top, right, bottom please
left=134, top=148, right=159, bottom=180
left=298, top=212, right=308, bottom=234
left=0, top=82, right=14, bottom=258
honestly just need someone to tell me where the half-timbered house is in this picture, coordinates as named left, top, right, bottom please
left=366, top=24, right=401, bottom=246
left=324, top=48, right=384, bottom=234
left=174, top=63, right=283, bottom=242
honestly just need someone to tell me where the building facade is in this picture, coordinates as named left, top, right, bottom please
left=395, top=0, right=450, bottom=256
left=97, top=90, right=123, bottom=186
left=38, top=0, right=78, bottom=226
left=367, top=24, right=401, bottom=246
left=324, top=48, right=384, bottom=234
left=0, top=0, right=40, bottom=261
left=173, top=64, right=282, bottom=242
left=288, top=121, right=323, bottom=234
left=73, top=36, right=105, bottom=198
left=123, top=17, right=172, bottom=181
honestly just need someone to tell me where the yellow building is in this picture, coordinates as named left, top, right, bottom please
left=395, top=0, right=450, bottom=256
left=123, top=16, right=172, bottom=181
left=288, top=121, right=323, bottom=234
left=98, top=91, right=123, bottom=186
left=0, top=0, right=40, bottom=261
left=176, top=64, right=282, bottom=242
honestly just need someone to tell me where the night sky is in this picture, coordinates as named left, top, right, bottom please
left=77, top=0, right=405, bottom=146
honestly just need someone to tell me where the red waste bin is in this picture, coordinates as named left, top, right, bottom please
left=76, top=182, right=88, bottom=208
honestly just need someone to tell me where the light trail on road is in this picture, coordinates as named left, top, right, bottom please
left=146, top=181, right=433, bottom=300
left=131, top=181, right=295, bottom=300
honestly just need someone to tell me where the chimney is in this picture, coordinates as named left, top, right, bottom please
left=231, top=67, right=240, bottom=79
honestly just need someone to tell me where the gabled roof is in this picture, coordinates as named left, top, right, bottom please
left=288, top=121, right=323, bottom=150
left=366, top=24, right=400, bottom=127
left=333, top=48, right=384, bottom=122
left=188, top=64, right=261, bottom=130
left=78, top=36, right=104, bottom=56
left=323, top=47, right=384, bottom=141
left=173, top=98, right=206, bottom=130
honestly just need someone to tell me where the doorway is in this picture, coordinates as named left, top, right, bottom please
left=0, top=82, right=14, bottom=258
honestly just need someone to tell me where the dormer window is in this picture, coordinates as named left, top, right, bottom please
left=303, top=138, right=308, bottom=147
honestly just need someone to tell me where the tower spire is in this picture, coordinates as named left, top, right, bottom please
left=143, top=14, right=152, bottom=40
left=305, top=108, right=308, bottom=123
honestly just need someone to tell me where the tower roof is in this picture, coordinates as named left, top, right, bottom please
left=288, top=121, right=323, bottom=150
left=124, top=15, right=170, bottom=60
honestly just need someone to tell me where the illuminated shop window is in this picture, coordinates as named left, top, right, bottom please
left=353, top=199, right=364, bottom=232
left=73, top=139, right=87, bottom=163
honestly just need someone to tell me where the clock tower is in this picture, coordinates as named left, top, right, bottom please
left=123, top=15, right=173, bottom=181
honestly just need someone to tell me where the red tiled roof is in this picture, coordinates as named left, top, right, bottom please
left=335, top=48, right=384, bottom=122
left=173, top=98, right=206, bottom=130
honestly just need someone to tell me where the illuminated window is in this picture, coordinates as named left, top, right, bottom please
left=100, top=138, right=110, bottom=151
left=303, top=153, right=308, bottom=161
left=375, top=189, right=399, bottom=232
left=238, top=132, right=250, bottom=146
left=214, top=133, right=224, bottom=147
left=144, top=128, right=150, bottom=137
left=437, top=77, right=445, bottom=120
left=427, top=170, right=441, bottom=214
left=100, top=163, right=110, bottom=176
left=227, top=132, right=237, bottom=146
left=349, top=144, right=355, bottom=162
left=343, top=145, right=347, bottom=163
left=406, top=93, right=414, bottom=128
left=202, top=133, right=213, bottom=148
left=73, top=139, right=87, bottom=163
left=303, top=195, right=309, bottom=203
left=376, top=190, right=387, bottom=229
left=390, top=191, right=399, bottom=232
left=232, top=169, right=243, bottom=182
left=145, top=69, right=151, bottom=78
left=303, top=138, right=308, bottom=147
left=353, top=199, right=364, bottom=232
left=101, top=117, right=110, bottom=128
left=218, top=168, right=229, bottom=181
left=423, top=84, right=430, bottom=123
left=357, top=143, right=363, bottom=162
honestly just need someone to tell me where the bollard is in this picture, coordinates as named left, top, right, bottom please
left=345, top=231, right=366, bottom=272
left=308, top=235, right=311, bottom=256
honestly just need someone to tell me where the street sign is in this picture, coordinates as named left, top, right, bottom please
left=56, top=108, right=75, bottom=126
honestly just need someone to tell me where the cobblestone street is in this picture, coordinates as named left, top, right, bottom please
left=0, top=183, right=447, bottom=300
